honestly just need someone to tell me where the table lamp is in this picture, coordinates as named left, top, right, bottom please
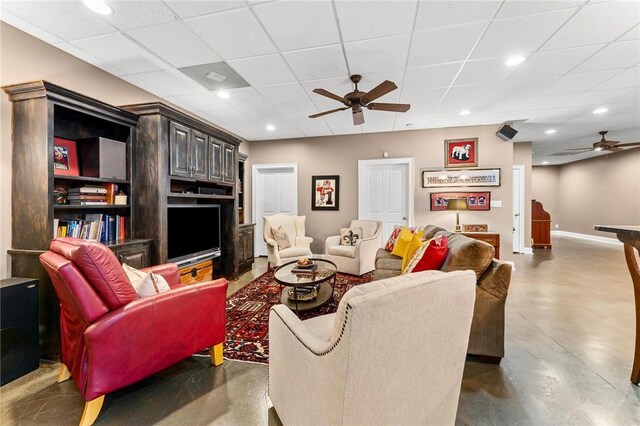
left=447, top=198, right=468, bottom=232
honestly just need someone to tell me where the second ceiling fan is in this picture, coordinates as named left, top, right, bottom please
left=309, top=74, right=410, bottom=125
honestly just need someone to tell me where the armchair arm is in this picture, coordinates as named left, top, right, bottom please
left=82, top=279, right=227, bottom=400
left=325, top=235, right=340, bottom=253
left=269, top=305, right=333, bottom=354
left=266, top=238, right=278, bottom=248
left=141, top=263, right=181, bottom=287
left=296, top=236, right=313, bottom=249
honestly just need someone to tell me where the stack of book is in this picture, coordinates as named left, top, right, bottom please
left=68, top=186, right=107, bottom=205
left=288, top=284, right=320, bottom=301
left=291, top=262, right=318, bottom=275
left=54, top=214, right=126, bottom=242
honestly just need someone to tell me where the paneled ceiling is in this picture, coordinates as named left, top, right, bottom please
left=2, top=0, right=639, bottom=164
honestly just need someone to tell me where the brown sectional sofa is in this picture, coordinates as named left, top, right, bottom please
left=374, top=225, right=512, bottom=363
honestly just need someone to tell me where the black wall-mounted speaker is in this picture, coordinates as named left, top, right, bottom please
left=496, top=124, right=518, bottom=141
left=1, top=278, right=39, bottom=386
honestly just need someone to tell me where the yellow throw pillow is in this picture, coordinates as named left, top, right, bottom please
left=391, top=227, right=413, bottom=258
left=403, top=230, right=425, bottom=272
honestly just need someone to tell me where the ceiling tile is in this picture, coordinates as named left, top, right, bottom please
left=71, top=33, right=169, bottom=74
left=102, top=1, right=176, bottom=30
left=275, top=100, right=319, bottom=120
left=608, top=89, right=639, bottom=105
left=335, top=1, right=418, bottom=42
left=512, top=93, right=578, bottom=111
left=539, top=69, right=621, bottom=94
left=573, top=40, right=640, bottom=72
left=283, top=45, right=348, bottom=81
left=256, top=83, right=310, bottom=105
left=403, top=62, right=464, bottom=91
left=128, top=69, right=206, bottom=96
left=454, top=58, right=517, bottom=85
left=496, top=0, right=586, bottom=19
left=125, top=20, right=222, bottom=68
left=471, top=9, right=576, bottom=59
left=436, top=83, right=501, bottom=114
left=542, top=1, right=639, bottom=50
left=291, top=118, right=332, bottom=137
left=414, top=1, right=501, bottom=31
left=399, top=88, right=448, bottom=115
left=2, top=1, right=116, bottom=41
left=409, top=22, right=487, bottom=67
left=562, top=88, right=635, bottom=107
left=1, top=10, right=62, bottom=44
left=618, top=24, right=639, bottom=41
left=301, top=76, right=354, bottom=111
left=120, top=74, right=169, bottom=97
left=253, top=0, right=339, bottom=51
left=490, top=76, right=558, bottom=105
left=511, top=44, right=603, bottom=79
left=220, top=87, right=271, bottom=111
left=360, top=112, right=398, bottom=133
left=345, top=34, right=411, bottom=74
left=228, top=54, right=297, bottom=86
left=185, top=8, right=276, bottom=60
left=164, top=1, right=247, bottom=19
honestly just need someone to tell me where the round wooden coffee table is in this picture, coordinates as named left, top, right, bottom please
left=274, top=259, right=337, bottom=315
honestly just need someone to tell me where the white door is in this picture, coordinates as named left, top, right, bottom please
left=358, top=158, right=414, bottom=243
left=252, top=164, right=298, bottom=256
left=513, top=165, right=525, bottom=253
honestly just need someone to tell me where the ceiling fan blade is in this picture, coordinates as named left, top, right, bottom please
left=312, top=88, right=348, bottom=104
left=353, top=110, right=365, bottom=125
left=615, top=141, right=640, bottom=147
left=606, top=147, right=624, bottom=152
left=566, top=147, right=593, bottom=151
left=309, top=107, right=349, bottom=118
left=367, top=102, right=411, bottom=112
left=363, top=80, right=397, bottom=102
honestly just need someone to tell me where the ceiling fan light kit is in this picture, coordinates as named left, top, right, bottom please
left=309, top=74, right=411, bottom=125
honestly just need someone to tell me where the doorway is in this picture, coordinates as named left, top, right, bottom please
left=252, top=163, right=298, bottom=256
left=513, top=165, right=525, bottom=253
left=358, top=158, right=414, bottom=243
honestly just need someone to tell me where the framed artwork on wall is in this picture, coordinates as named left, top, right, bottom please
left=53, top=137, right=79, bottom=176
left=422, top=168, right=500, bottom=188
left=312, top=175, right=339, bottom=210
left=445, top=138, right=478, bottom=168
left=430, top=192, right=491, bottom=211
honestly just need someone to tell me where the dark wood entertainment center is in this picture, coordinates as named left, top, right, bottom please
left=3, top=81, right=253, bottom=360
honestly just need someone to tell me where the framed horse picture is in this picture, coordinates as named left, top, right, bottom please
left=445, top=138, right=478, bottom=168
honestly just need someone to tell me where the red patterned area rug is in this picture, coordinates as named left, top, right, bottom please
left=197, top=270, right=373, bottom=364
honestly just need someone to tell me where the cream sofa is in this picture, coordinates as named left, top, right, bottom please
left=374, top=225, right=512, bottom=363
left=269, top=270, right=476, bottom=425
left=324, top=220, right=382, bottom=276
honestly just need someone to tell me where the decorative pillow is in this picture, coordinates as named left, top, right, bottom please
left=340, top=227, right=362, bottom=246
left=384, top=225, right=404, bottom=251
left=404, top=235, right=449, bottom=274
left=271, top=226, right=291, bottom=250
left=402, top=230, right=425, bottom=272
left=390, top=227, right=413, bottom=258
left=122, top=264, right=170, bottom=297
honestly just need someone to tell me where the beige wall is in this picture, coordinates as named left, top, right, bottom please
left=248, top=125, right=516, bottom=260
left=513, top=142, right=532, bottom=249
left=0, top=22, right=165, bottom=278
left=532, top=166, right=561, bottom=228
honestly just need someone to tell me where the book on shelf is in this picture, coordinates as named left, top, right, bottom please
left=68, top=185, right=107, bottom=195
left=103, top=183, right=117, bottom=205
left=55, top=214, right=126, bottom=243
left=68, top=201, right=108, bottom=206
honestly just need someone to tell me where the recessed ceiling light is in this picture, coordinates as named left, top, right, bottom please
left=545, top=129, right=556, bottom=134
left=216, top=91, right=230, bottom=99
left=594, top=147, right=603, bottom=151
left=459, top=110, right=471, bottom=116
left=542, top=161, right=549, bottom=165
left=593, top=107, right=608, bottom=114
left=83, top=0, right=113, bottom=15
left=505, top=56, right=526, bottom=67
left=266, top=124, right=275, bottom=131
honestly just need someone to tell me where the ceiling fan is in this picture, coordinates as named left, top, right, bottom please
left=553, top=131, right=640, bottom=156
left=309, top=74, right=410, bottom=125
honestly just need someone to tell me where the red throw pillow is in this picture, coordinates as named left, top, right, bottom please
left=412, top=235, right=449, bottom=272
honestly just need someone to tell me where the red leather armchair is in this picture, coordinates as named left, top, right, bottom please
left=39, top=238, right=227, bottom=426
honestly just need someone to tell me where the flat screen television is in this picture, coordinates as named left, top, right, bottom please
left=167, top=204, right=221, bottom=265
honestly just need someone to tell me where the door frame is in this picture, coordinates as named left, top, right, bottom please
left=357, top=157, right=414, bottom=226
left=252, top=163, right=299, bottom=256
left=513, top=164, right=525, bottom=254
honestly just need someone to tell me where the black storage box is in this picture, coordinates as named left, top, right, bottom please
left=77, top=137, right=127, bottom=180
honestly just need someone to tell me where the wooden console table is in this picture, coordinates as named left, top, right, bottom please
left=462, top=232, right=500, bottom=259
left=593, top=225, right=640, bottom=385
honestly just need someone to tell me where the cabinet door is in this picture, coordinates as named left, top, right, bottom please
left=169, top=122, right=191, bottom=178
left=238, top=227, right=247, bottom=263
left=223, top=143, right=236, bottom=183
left=114, top=245, right=150, bottom=269
left=209, top=138, right=223, bottom=181
left=246, top=227, right=254, bottom=260
left=191, top=130, right=208, bottom=180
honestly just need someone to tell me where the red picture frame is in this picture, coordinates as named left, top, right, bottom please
left=53, top=137, right=79, bottom=176
left=430, top=192, right=491, bottom=211
left=445, top=138, right=478, bottom=168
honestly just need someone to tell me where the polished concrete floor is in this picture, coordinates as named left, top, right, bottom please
left=2, top=234, right=639, bottom=425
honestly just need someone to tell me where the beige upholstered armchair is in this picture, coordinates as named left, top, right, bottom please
left=263, top=214, right=313, bottom=269
left=325, top=220, right=381, bottom=275
left=269, top=270, right=476, bottom=425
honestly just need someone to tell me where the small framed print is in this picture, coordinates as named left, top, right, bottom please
left=53, top=137, right=79, bottom=176
left=312, top=175, right=339, bottom=211
left=430, top=192, right=491, bottom=211
left=445, top=138, right=478, bottom=168
left=463, top=224, right=489, bottom=232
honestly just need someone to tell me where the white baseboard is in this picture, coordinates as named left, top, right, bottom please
left=551, top=230, right=622, bottom=246
left=522, top=247, right=533, bottom=255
